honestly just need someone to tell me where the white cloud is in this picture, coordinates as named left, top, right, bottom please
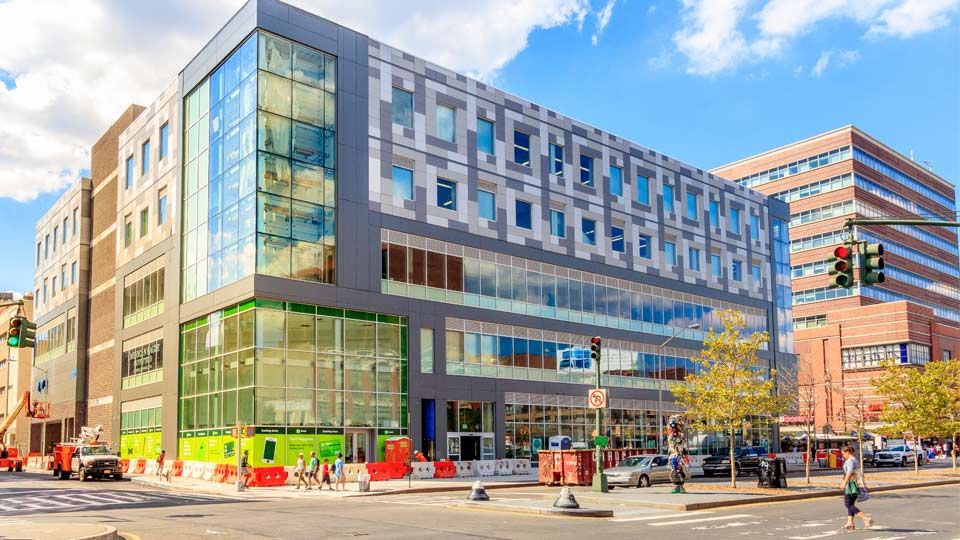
left=648, top=4, right=658, bottom=14
left=648, top=48, right=673, bottom=69
left=673, top=0, right=958, bottom=75
left=0, top=0, right=590, bottom=202
left=592, top=0, right=617, bottom=45
left=809, top=49, right=859, bottom=77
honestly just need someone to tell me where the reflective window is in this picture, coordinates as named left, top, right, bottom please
left=688, top=247, right=700, bottom=271
left=513, top=130, right=530, bottom=166
left=637, top=234, right=651, bottom=258
left=611, top=226, right=625, bottom=253
left=730, top=207, right=741, bottom=234
left=122, top=258, right=165, bottom=328
left=709, top=200, right=720, bottom=227
left=685, top=192, right=698, bottom=221
left=579, top=155, right=594, bottom=186
left=126, top=155, right=134, bottom=189
left=71, top=261, right=77, bottom=284
left=637, top=176, right=650, bottom=205
left=160, top=123, right=169, bottom=160
left=478, top=189, right=496, bottom=220
left=732, top=260, right=742, bottom=281
left=549, top=144, right=563, bottom=176
left=751, top=264, right=761, bottom=283
left=158, top=190, right=168, bottom=225
left=124, top=216, right=133, bottom=247
left=477, top=118, right=494, bottom=155
left=549, top=209, right=565, bottom=237
left=437, top=103, right=456, bottom=142
left=663, top=184, right=675, bottom=213
left=750, top=214, right=760, bottom=241
left=392, top=165, right=413, bottom=201
left=392, top=87, right=413, bottom=128
left=515, top=200, right=533, bottom=229
left=437, top=178, right=456, bottom=210
left=581, top=218, right=596, bottom=245
left=664, top=241, right=676, bottom=266
left=610, top=165, right=623, bottom=196
left=139, top=208, right=149, bottom=238
left=711, top=254, right=721, bottom=278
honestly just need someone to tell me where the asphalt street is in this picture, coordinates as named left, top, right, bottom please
left=1, top=470, right=958, bottom=539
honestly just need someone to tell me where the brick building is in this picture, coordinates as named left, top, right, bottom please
left=0, top=294, right=34, bottom=454
left=713, top=126, right=960, bottom=435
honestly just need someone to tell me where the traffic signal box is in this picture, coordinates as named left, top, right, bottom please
left=860, top=243, right=885, bottom=285
left=6, top=316, right=37, bottom=349
left=828, top=244, right=855, bottom=289
left=590, top=336, right=601, bottom=363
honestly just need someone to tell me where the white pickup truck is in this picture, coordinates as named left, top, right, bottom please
left=874, top=445, right=923, bottom=467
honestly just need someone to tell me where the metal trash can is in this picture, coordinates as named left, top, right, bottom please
left=757, top=457, right=787, bottom=488
left=357, top=472, right=371, bottom=492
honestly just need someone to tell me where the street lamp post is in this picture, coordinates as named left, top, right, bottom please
left=657, top=323, right=700, bottom=454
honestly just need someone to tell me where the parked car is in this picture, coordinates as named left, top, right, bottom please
left=605, top=455, right=671, bottom=488
left=874, top=445, right=923, bottom=467
left=702, top=446, right=768, bottom=477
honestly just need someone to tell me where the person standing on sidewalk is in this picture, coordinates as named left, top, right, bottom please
left=333, top=453, right=346, bottom=492
left=294, top=453, right=308, bottom=490
left=156, top=449, right=166, bottom=478
left=840, top=446, right=873, bottom=530
left=308, top=451, right=319, bottom=489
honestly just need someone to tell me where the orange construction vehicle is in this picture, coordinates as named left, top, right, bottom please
left=0, top=391, right=48, bottom=472
left=52, top=426, right=122, bottom=481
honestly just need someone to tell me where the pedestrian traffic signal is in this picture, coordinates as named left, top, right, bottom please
left=828, top=244, right=855, bottom=289
left=861, top=243, right=885, bottom=285
left=7, top=316, right=37, bottom=349
left=590, top=336, right=602, bottom=362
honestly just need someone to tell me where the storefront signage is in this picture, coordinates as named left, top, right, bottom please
left=122, top=339, right=162, bottom=377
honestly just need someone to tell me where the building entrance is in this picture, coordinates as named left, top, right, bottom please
left=345, top=429, right=374, bottom=464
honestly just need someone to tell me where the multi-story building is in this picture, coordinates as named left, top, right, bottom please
left=0, top=294, right=34, bottom=454
left=35, top=0, right=794, bottom=465
left=713, top=126, right=960, bottom=435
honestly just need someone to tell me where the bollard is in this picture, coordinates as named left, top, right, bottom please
left=553, top=486, right=580, bottom=509
left=467, top=480, right=489, bottom=501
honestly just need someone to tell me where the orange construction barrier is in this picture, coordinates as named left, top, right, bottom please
left=364, top=462, right=392, bottom=482
left=433, top=460, right=456, bottom=478
left=383, top=461, right=408, bottom=479
left=133, top=459, right=146, bottom=474
left=225, top=464, right=238, bottom=485
left=214, top=463, right=228, bottom=483
left=120, top=459, right=130, bottom=473
left=249, top=466, right=287, bottom=487
left=171, top=460, right=184, bottom=477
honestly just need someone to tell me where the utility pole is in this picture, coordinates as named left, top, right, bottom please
left=589, top=336, right=607, bottom=493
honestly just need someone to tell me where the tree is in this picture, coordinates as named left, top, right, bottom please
left=842, top=390, right=870, bottom=482
left=777, top=360, right=818, bottom=484
left=871, top=358, right=960, bottom=476
left=672, top=310, right=789, bottom=487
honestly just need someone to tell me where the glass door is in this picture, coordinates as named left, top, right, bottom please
left=345, top=429, right=373, bottom=463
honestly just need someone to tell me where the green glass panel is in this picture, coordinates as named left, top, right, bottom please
left=255, top=298, right=285, bottom=310
left=345, top=310, right=376, bottom=322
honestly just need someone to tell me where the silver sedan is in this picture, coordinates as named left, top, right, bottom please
left=604, top=455, right=672, bottom=488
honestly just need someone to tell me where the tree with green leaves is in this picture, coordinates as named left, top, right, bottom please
left=871, top=358, right=960, bottom=475
left=672, top=310, right=789, bottom=488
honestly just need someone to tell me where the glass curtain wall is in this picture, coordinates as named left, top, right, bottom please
left=182, top=31, right=337, bottom=302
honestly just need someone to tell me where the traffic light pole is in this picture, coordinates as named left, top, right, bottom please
left=844, top=218, right=960, bottom=229
left=593, top=349, right=607, bottom=493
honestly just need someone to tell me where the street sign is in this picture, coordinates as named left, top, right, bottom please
left=588, top=388, right=608, bottom=409
left=594, top=436, right=609, bottom=448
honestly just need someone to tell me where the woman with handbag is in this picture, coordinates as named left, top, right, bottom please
left=840, top=446, right=873, bottom=530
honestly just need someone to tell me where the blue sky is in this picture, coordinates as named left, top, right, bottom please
left=1, top=0, right=957, bottom=294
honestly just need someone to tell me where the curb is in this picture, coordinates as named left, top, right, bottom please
left=456, top=501, right=614, bottom=518
left=0, top=524, right=118, bottom=540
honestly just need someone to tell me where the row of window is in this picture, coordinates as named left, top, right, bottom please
left=735, top=146, right=851, bottom=190
left=841, top=342, right=930, bottom=370
left=120, top=406, right=162, bottom=432
left=123, top=189, right=169, bottom=248
left=792, top=285, right=857, bottom=305
left=772, top=173, right=852, bottom=203
left=857, top=202, right=957, bottom=254
left=883, top=265, right=960, bottom=301
left=36, top=206, right=81, bottom=267
left=35, top=261, right=79, bottom=307
left=791, top=230, right=846, bottom=253
left=860, top=284, right=960, bottom=324
left=793, top=315, right=827, bottom=329
left=34, top=310, right=77, bottom=364
left=853, top=148, right=955, bottom=210
left=125, top=123, right=171, bottom=190
left=790, top=200, right=854, bottom=227
left=122, top=263, right=165, bottom=328
left=859, top=230, right=960, bottom=278
left=855, top=174, right=954, bottom=222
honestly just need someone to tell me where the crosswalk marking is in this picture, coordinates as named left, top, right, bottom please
left=0, top=489, right=234, bottom=515
left=610, top=511, right=714, bottom=522
left=691, top=521, right=763, bottom=530
left=787, top=531, right=840, bottom=540
left=649, top=513, right=754, bottom=526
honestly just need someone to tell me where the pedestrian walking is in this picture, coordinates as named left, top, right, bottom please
left=840, top=446, right=873, bottom=531
left=156, top=449, right=166, bottom=478
left=319, top=458, right=333, bottom=490
left=294, top=453, right=308, bottom=490
left=308, top=451, right=319, bottom=489
left=334, top=452, right=346, bottom=492
left=241, top=450, right=253, bottom=488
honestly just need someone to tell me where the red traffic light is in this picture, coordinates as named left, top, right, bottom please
left=10, top=318, right=21, bottom=328
left=590, top=336, right=601, bottom=344
left=833, top=245, right=852, bottom=259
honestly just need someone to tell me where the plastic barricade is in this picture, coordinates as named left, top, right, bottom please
left=0, top=459, right=8, bottom=469
left=382, top=461, right=408, bottom=479
left=132, top=459, right=146, bottom=474
left=26, top=456, right=42, bottom=470
left=513, top=459, right=531, bottom=475
left=365, top=462, right=393, bottom=482
left=120, top=458, right=130, bottom=473
left=342, top=463, right=365, bottom=482
left=214, top=464, right=228, bottom=483
left=475, top=460, right=496, bottom=477
left=202, top=462, right=216, bottom=481
left=144, top=460, right=159, bottom=475
left=250, top=466, right=287, bottom=487
left=410, top=461, right=435, bottom=479
left=433, top=460, right=456, bottom=478
left=191, top=461, right=205, bottom=479
left=225, top=464, right=238, bottom=485
left=496, top=459, right=514, bottom=477
left=454, top=460, right=477, bottom=478
left=171, top=460, right=184, bottom=477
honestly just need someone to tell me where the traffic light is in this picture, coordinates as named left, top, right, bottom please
left=828, top=244, right=855, bottom=289
left=7, top=316, right=21, bottom=347
left=590, top=336, right=602, bottom=363
left=7, top=316, right=37, bottom=349
left=861, top=243, right=885, bottom=286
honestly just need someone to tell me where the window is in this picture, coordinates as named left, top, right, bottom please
left=122, top=260, right=165, bottom=327
left=610, top=165, right=623, bottom=196
left=581, top=218, right=596, bottom=245
left=125, top=155, right=134, bottom=189
left=36, top=242, right=41, bottom=266
left=549, top=209, right=565, bottom=237
left=515, top=200, right=532, bottom=229
left=637, top=175, right=650, bottom=205
left=51, top=277, right=56, bottom=296
left=513, top=130, right=530, bottom=166
left=732, top=260, right=743, bottom=281
left=42, top=278, right=47, bottom=303
left=158, top=190, right=168, bottom=225
left=421, top=328, right=435, bottom=374
left=663, top=185, right=675, bottom=213
left=478, top=189, right=496, bottom=220
left=392, top=88, right=413, bottom=128
left=62, top=217, right=68, bottom=243
left=637, top=234, right=651, bottom=258
left=53, top=226, right=58, bottom=253
left=709, top=200, right=720, bottom=227
left=944, top=350, right=953, bottom=361
left=71, top=261, right=78, bottom=284
left=60, top=264, right=66, bottom=290
left=711, top=254, right=721, bottom=278
left=72, top=207, right=78, bottom=236
left=477, top=118, right=494, bottom=155
left=579, top=155, right=594, bottom=186
left=549, top=144, right=563, bottom=176
left=730, top=207, right=741, bottom=234
left=159, top=123, right=169, bottom=160
left=437, top=178, right=456, bottom=210
left=124, top=216, right=133, bottom=247
left=686, top=192, right=698, bottom=221
left=688, top=247, right=701, bottom=271
left=611, top=226, right=625, bottom=252
left=139, top=208, right=149, bottom=238
left=750, top=214, right=760, bottom=241
left=141, top=140, right=151, bottom=175
left=664, top=241, right=676, bottom=266
left=392, top=165, right=414, bottom=201
left=44, top=235, right=49, bottom=259
left=751, top=264, right=761, bottom=283
left=436, top=104, right=456, bottom=142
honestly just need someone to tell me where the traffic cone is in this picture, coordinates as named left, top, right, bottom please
left=553, top=486, right=580, bottom=509
left=467, top=480, right=490, bottom=501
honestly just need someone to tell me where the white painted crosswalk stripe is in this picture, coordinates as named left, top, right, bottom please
left=649, top=513, right=755, bottom=526
left=610, top=511, right=715, bottom=522
left=692, top=520, right=763, bottom=530
left=787, top=531, right=840, bottom=539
